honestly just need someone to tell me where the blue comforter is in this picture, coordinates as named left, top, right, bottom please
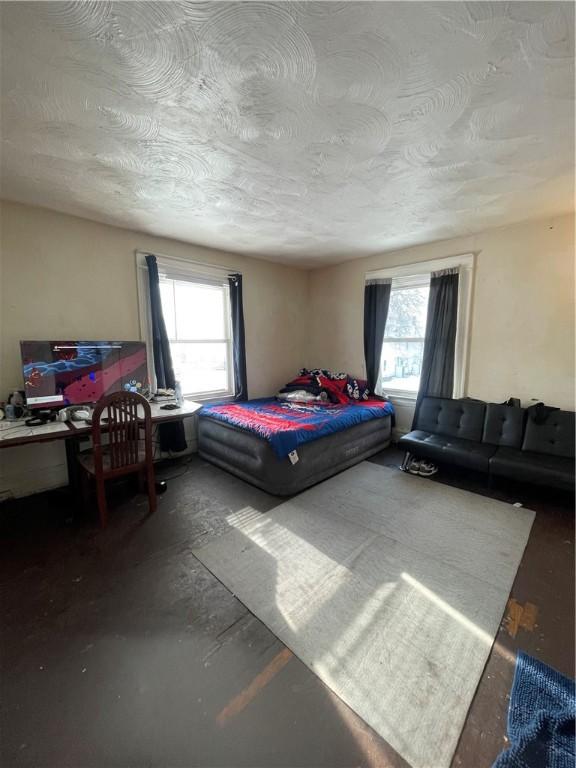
left=493, top=652, right=575, bottom=768
left=201, top=397, right=394, bottom=458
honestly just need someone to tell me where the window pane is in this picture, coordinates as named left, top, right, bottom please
left=385, top=284, right=430, bottom=338
left=174, top=281, right=225, bottom=341
left=170, top=341, right=228, bottom=395
left=159, top=280, right=176, bottom=339
left=380, top=340, right=424, bottom=392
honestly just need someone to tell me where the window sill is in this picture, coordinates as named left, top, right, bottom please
left=184, top=393, right=235, bottom=405
left=382, top=392, right=417, bottom=404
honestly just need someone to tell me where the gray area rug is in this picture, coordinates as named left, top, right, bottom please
left=193, top=462, right=535, bottom=768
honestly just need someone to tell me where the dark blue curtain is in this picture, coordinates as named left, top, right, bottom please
left=412, top=268, right=459, bottom=428
left=228, top=273, right=248, bottom=401
left=145, top=254, right=175, bottom=390
left=145, top=254, right=187, bottom=452
left=363, top=278, right=392, bottom=394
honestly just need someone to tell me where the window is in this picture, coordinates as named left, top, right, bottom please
left=137, top=253, right=235, bottom=400
left=381, top=275, right=430, bottom=395
left=367, top=253, right=474, bottom=400
left=159, top=276, right=233, bottom=398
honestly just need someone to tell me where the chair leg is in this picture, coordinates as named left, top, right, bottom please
left=401, top=451, right=412, bottom=471
left=95, top=476, right=108, bottom=528
left=146, top=463, right=157, bottom=514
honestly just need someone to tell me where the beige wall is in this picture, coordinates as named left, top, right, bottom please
left=0, top=200, right=309, bottom=397
left=0, top=200, right=309, bottom=496
left=1, top=200, right=574, bottom=495
left=307, top=214, right=575, bottom=427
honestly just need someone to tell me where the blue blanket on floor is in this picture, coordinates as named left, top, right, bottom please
left=493, top=652, right=575, bottom=768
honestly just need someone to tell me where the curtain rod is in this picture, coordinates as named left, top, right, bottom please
left=135, top=249, right=239, bottom=274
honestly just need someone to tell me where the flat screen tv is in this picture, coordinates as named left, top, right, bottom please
left=20, top=340, right=149, bottom=409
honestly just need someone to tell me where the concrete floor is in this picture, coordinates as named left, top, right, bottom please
left=1, top=446, right=573, bottom=768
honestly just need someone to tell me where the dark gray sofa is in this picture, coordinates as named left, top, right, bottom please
left=399, top=396, right=575, bottom=492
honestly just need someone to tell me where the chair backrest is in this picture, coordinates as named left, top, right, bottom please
left=91, top=392, right=152, bottom=471
left=416, top=396, right=486, bottom=441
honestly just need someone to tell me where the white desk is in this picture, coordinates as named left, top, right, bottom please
left=68, top=400, right=203, bottom=433
left=0, top=401, right=203, bottom=495
left=0, top=419, right=73, bottom=446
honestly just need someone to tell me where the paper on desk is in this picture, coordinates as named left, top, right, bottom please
left=33, top=422, right=70, bottom=435
left=0, top=420, right=26, bottom=431
left=71, top=416, right=108, bottom=427
left=0, top=421, right=70, bottom=441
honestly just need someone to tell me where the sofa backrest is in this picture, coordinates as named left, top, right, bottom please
left=522, top=410, right=575, bottom=458
left=416, top=397, right=486, bottom=442
left=482, top=404, right=524, bottom=448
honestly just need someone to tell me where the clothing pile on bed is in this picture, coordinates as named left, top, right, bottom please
left=277, top=368, right=372, bottom=405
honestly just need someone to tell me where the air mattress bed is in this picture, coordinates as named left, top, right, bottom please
left=198, top=411, right=392, bottom=496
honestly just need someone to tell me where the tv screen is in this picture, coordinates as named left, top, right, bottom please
left=20, top=341, right=149, bottom=409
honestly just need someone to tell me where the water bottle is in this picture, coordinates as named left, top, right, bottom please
left=174, top=380, right=184, bottom=406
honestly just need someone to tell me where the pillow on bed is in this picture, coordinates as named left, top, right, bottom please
left=317, top=375, right=350, bottom=404
left=346, top=377, right=371, bottom=401
left=290, top=374, right=316, bottom=386
left=277, top=390, right=329, bottom=404
left=300, top=368, right=348, bottom=381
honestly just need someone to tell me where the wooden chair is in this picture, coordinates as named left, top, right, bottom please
left=78, top=392, right=156, bottom=528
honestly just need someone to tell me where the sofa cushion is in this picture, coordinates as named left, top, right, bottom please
left=521, top=410, right=575, bottom=459
left=482, top=404, right=524, bottom=448
left=399, top=430, right=496, bottom=472
left=416, top=397, right=486, bottom=442
left=490, top=447, right=574, bottom=492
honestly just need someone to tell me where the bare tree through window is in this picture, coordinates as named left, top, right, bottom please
left=380, top=280, right=430, bottom=393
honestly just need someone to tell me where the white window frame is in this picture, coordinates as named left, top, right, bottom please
left=366, top=253, right=474, bottom=401
left=136, top=251, right=237, bottom=401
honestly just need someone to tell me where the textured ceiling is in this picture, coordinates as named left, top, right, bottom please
left=1, top=2, right=574, bottom=267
